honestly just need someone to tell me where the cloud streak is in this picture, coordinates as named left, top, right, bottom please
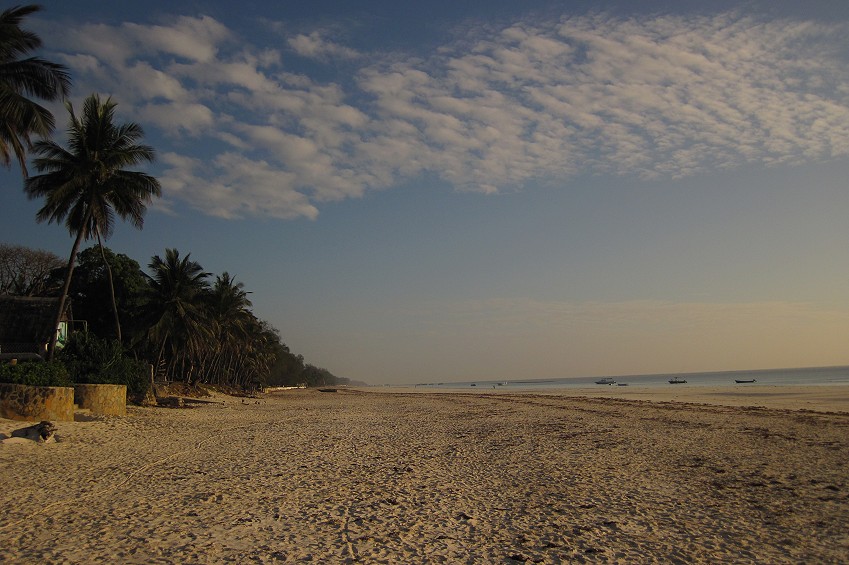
left=45, top=11, right=849, bottom=219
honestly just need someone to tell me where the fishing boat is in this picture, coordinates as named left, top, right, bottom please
left=595, top=377, right=616, bottom=385
left=668, top=377, right=687, bottom=384
left=735, top=379, right=757, bottom=383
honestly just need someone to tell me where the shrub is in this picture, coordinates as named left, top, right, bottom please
left=59, top=333, right=150, bottom=397
left=0, top=360, right=72, bottom=387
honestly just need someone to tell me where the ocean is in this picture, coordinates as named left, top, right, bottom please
left=410, top=365, right=849, bottom=390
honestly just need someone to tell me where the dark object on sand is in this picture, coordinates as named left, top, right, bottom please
left=159, top=396, right=185, bottom=408
left=11, top=420, right=56, bottom=442
left=318, top=388, right=338, bottom=393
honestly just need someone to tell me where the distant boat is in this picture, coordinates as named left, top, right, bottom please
left=470, top=383, right=476, bottom=387
left=668, top=377, right=687, bottom=384
left=595, top=377, right=616, bottom=385
left=617, top=383, right=629, bottom=386
left=735, top=379, right=757, bottom=383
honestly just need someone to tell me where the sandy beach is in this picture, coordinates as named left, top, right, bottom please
left=1, top=387, right=848, bottom=563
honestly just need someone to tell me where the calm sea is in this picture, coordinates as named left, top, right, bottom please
left=410, top=366, right=849, bottom=391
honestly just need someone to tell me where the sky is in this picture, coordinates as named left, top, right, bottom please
left=1, top=0, right=848, bottom=384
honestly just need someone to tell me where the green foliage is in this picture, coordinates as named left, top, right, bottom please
left=69, top=245, right=149, bottom=343
left=0, top=361, right=71, bottom=387
left=0, top=4, right=72, bottom=177
left=59, top=333, right=149, bottom=396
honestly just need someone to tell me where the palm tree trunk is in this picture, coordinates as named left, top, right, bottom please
left=47, top=224, right=87, bottom=360
left=96, top=229, right=122, bottom=343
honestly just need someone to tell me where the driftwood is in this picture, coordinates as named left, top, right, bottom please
left=157, top=396, right=225, bottom=408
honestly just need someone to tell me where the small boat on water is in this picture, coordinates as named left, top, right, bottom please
left=735, top=379, right=757, bottom=383
left=668, top=377, right=687, bottom=384
left=617, top=383, right=629, bottom=386
left=595, top=377, right=616, bottom=385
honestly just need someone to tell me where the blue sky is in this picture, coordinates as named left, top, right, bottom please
left=2, top=0, right=848, bottom=384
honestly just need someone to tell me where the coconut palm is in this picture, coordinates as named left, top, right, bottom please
left=25, top=93, right=161, bottom=359
left=206, top=272, right=253, bottom=384
left=143, top=249, right=212, bottom=383
left=0, top=4, right=71, bottom=179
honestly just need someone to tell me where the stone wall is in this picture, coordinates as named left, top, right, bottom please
left=0, top=383, right=75, bottom=421
left=74, top=384, right=127, bottom=416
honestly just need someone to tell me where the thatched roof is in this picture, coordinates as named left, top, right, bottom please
left=0, top=296, right=68, bottom=356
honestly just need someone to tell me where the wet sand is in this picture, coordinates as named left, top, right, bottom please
left=1, top=387, right=848, bottom=563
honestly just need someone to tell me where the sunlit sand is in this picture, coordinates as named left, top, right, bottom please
left=2, top=387, right=847, bottom=562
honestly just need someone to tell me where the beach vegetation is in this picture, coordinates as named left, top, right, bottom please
left=1, top=242, right=348, bottom=392
left=0, top=4, right=71, bottom=181
left=61, top=246, right=148, bottom=346
left=0, top=359, right=71, bottom=387
left=25, top=93, right=161, bottom=359
left=59, top=332, right=149, bottom=397
left=141, top=248, right=213, bottom=384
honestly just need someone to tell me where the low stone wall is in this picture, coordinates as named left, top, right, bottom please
left=74, top=384, right=127, bottom=416
left=0, top=383, right=75, bottom=421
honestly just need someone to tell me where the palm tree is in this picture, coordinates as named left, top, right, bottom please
left=0, top=4, right=71, bottom=179
left=206, top=272, right=253, bottom=385
left=25, top=93, right=161, bottom=359
left=143, top=249, right=212, bottom=383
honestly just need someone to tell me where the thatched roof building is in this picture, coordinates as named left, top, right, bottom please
left=0, top=296, right=69, bottom=360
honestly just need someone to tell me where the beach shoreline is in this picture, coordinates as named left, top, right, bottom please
left=383, top=384, right=849, bottom=413
left=2, top=388, right=848, bottom=563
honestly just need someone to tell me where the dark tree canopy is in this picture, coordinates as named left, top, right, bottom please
left=0, top=4, right=71, bottom=179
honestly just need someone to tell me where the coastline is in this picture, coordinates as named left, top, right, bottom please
left=550, top=384, right=849, bottom=413
left=2, top=388, right=848, bottom=562
left=386, top=384, right=849, bottom=413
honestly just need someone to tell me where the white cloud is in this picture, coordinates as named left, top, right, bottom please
left=160, top=151, right=318, bottom=220
left=136, top=101, right=215, bottom=136
left=124, top=15, right=231, bottom=63
left=53, top=11, right=849, bottom=220
left=121, top=62, right=190, bottom=103
left=288, top=31, right=360, bottom=61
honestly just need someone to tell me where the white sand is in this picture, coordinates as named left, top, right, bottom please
left=1, top=388, right=848, bottom=563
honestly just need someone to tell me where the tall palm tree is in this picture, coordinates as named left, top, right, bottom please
left=25, top=93, right=161, bottom=359
left=0, top=4, right=71, bottom=179
left=144, top=249, right=212, bottom=383
left=206, top=272, right=253, bottom=385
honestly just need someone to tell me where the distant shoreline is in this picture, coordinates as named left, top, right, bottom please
left=365, top=384, right=849, bottom=413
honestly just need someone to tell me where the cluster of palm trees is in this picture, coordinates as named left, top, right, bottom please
left=142, top=249, right=283, bottom=388
left=1, top=6, right=336, bottom=388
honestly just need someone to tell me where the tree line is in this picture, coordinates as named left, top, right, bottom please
left=1, top=6, right=347, bottom=390
left=2, top=242, right=347, bottom=390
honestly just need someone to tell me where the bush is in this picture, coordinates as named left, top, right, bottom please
left=0, top=361, right=72, bottom=387
left=59, top=333, right=150, bottom=397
